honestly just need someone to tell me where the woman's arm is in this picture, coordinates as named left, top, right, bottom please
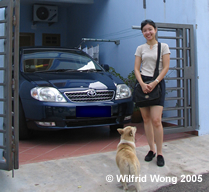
left=134, top=56, right=143, bottom=84
left=134, top=55, right=150, bottom=93
left=148, top=53, right=170, bottom=92
left=156, top=53, right=170, bottom=82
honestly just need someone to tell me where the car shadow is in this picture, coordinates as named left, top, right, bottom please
left=27, top=126, right=120, bottom=144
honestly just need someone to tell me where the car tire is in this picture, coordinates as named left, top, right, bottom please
left=19, top=101, right=31, bottom=140
left=109, top=124, right=124, bottom=132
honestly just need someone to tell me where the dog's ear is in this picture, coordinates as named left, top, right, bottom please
left=117, top=129, right=124, bottom=135
left=129, top=129, right=133, bottom=136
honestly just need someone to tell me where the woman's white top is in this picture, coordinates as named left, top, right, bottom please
left=135, top=42, right=170, bottom=77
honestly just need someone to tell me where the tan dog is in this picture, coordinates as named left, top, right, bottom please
left=116, top=126, right=140, bottom=192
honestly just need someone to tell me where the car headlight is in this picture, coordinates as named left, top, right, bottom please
left=31, top=87, right=67, bottom=102
left=115, top=84, right=132, bottom=100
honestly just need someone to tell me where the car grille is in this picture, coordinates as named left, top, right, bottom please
left=64, top=90, right=115, bottom=102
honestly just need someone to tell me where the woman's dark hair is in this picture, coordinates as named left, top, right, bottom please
left=141, top=19, right=156, bottom=31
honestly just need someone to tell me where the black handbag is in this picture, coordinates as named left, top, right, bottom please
left=133, top=42, right=161, bottom=107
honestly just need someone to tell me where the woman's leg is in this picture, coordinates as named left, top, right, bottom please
left=150, top=105, right=164, bottom=155
left=140, top=107, right=155, bottom=153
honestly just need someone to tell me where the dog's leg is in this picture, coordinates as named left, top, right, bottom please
left=130, top=164, right=141, bottom=192
left=119, top=166, right=129, bottom=191
left=132, top=174, right=141, bottom=192
left=134, top=182, right=141, bottom=192
left=120, top=174, right=128, bottom=191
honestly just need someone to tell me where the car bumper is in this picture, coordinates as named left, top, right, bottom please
left=22, top=98, right=134, bottom=130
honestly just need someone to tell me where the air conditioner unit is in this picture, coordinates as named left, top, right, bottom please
left=33, top=4, right=58, bottom=23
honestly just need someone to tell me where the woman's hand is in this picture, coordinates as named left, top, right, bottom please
left=141, top=82, right=152, bottom=94
left=146, top=81, right=158, bottom=93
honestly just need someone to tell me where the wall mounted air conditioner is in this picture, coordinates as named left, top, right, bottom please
left=33, top=4, right=58, bottom=23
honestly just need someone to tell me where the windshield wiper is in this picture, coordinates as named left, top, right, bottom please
left=34, top=69, right=78, bottom=73
left=33, top=69, right=103, bottom=73
left=79, top=69, right=103, bottom=72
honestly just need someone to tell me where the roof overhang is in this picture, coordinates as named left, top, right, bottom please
left=35, top=0, right=94, bottom=4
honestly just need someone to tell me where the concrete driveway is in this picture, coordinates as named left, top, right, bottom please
left=1, top=134, right=209, bottom=192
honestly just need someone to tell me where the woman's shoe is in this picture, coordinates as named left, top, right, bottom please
left=157, top=155, right=165, bottom=167
left=145, top=150, right=156, bottom=162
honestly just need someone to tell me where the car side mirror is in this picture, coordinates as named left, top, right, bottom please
left=101, top=64, right=109, bottom=71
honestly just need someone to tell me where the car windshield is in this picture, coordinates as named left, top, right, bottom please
left=22, top=51, right=103, bottom=73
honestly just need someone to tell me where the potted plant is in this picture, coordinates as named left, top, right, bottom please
left=123, top=70, right=143, bottom=123
left=109, top=68, right=143, bottom=123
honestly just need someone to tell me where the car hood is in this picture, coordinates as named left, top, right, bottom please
left=22, top=71, right=124, bottom=90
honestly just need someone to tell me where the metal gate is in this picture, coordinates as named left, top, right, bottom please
left=156, top=23, right=197, bottom=134
left=0, top=0, right=19, bottom=172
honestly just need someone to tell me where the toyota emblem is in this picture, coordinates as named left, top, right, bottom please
left=87, top=89, right=97, bottom=97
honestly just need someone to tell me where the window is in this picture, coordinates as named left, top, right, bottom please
left=42, top=34, right=60, bottom=46
left=19, top=33, right=35, bottom=47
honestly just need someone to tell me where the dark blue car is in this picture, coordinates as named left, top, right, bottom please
left=19, top=47, right=134, bottom=139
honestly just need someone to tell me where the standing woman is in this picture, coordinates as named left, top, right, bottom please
left=134, top=20, right=170, bottom=167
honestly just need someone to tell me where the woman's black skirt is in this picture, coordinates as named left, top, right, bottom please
left=136, top=75, right=166, bottom=108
